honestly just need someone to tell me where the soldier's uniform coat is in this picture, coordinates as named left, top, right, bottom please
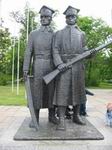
left=53, top=25, right=87, bottom=106
left=23, top=26, right=54, bottom=109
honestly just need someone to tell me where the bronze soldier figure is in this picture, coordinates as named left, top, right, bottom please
left=53, top=6, right=87, bottom=130
left=23, top=6, right=58, bottom=129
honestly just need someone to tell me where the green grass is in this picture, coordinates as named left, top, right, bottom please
left=88, top=82, right=112, bottom=89
left=0, top=84, right=27, bottom=105
left=99, top=82, right=112, bottom=89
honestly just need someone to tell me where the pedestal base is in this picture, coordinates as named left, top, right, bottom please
left=14, top=117, right=104, bottom=140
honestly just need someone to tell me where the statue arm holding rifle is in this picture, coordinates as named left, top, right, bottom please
left=53, top=29, right=89, bottom=72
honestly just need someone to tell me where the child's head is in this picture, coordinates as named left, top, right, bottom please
left=107, top=103, right=112, bottom=111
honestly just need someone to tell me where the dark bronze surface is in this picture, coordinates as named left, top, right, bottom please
left=14, top=117, right=104, bottom=140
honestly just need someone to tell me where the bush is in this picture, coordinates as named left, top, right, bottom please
left=87, top=78, right=100, bottom=87
left=86, top=69, right=100, bottom=87
left=0, top=74, right=12, bottom=85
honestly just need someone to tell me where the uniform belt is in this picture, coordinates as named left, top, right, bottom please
left=61, top=54, right=79, bottom=62
left=34, top=54, right=51, bottom=59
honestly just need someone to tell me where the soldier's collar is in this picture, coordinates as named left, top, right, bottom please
left=40, top=26, right=53, bottom=32
left=66, top=24, right=78, bottom=29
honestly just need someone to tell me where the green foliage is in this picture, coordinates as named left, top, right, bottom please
left=78, top=17, right=112, bottom=48
left=78, top=16, right=112, bottom=86
left=0, top=28, right=11, bottom=75
left=105, top=54, right=112, bottom=80
left=0, top=74, right=12, bottom=85
left=0, top=28, right=11, bottom=53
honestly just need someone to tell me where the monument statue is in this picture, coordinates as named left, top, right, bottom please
left=23, top=5, right=112, bottom=132
left=23, top=5, right=58, bottom=130
left=52, top=6, right=88, bottom=130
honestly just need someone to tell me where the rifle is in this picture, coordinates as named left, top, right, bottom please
left=43, top=37, right=112, bottom=84
left=25, top=76, right=39, bottom=131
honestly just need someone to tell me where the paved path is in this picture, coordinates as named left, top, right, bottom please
left=0, top=89, right=112, bottom=150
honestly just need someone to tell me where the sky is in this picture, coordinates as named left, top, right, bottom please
left=0, top=0, right=112, bottom=36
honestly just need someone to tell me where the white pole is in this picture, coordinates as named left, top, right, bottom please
left=12, top=38, right=15, bottom=92
left=17, top=36, right=20, bottom=95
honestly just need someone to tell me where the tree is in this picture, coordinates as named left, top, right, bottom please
left=0, top=27, right=12, bottom=85
left=0, top=27, right=11, bottom=74
left=77, top=16, right=112, bottom=86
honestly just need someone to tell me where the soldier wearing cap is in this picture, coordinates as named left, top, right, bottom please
left=23, top=6, right=58, bottom=129
left=53, top=6, right=87, bottom=130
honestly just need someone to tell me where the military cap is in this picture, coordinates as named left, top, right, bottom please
left=63, top=6, right=80, bottom=16
left=39, top=5, right=55, bottom=17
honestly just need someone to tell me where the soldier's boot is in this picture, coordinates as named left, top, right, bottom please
left=56, top=106, right=66, bottom=130
left=29, top=109, right=40, bottom=128
left=29, top=119, right=34, bottom=128
left=73, top=105, right=86, bottom=125
left=49, top=108, right=59, bottom=124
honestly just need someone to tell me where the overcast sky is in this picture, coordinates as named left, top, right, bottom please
left=0, top=0, right=112, bottom=36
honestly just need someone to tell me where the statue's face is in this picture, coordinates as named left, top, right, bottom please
left=40, top=15, right=52, bottom=26
left=66, top=15, right=77, bottom=25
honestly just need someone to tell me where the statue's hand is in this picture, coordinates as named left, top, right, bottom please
left=90, top=49, right=96, bottom=58
left=87, top=49, right=96, bottom=59
left=58, top=63, right=67, bottom=72
left=23, top=71, right=28, bottom=81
